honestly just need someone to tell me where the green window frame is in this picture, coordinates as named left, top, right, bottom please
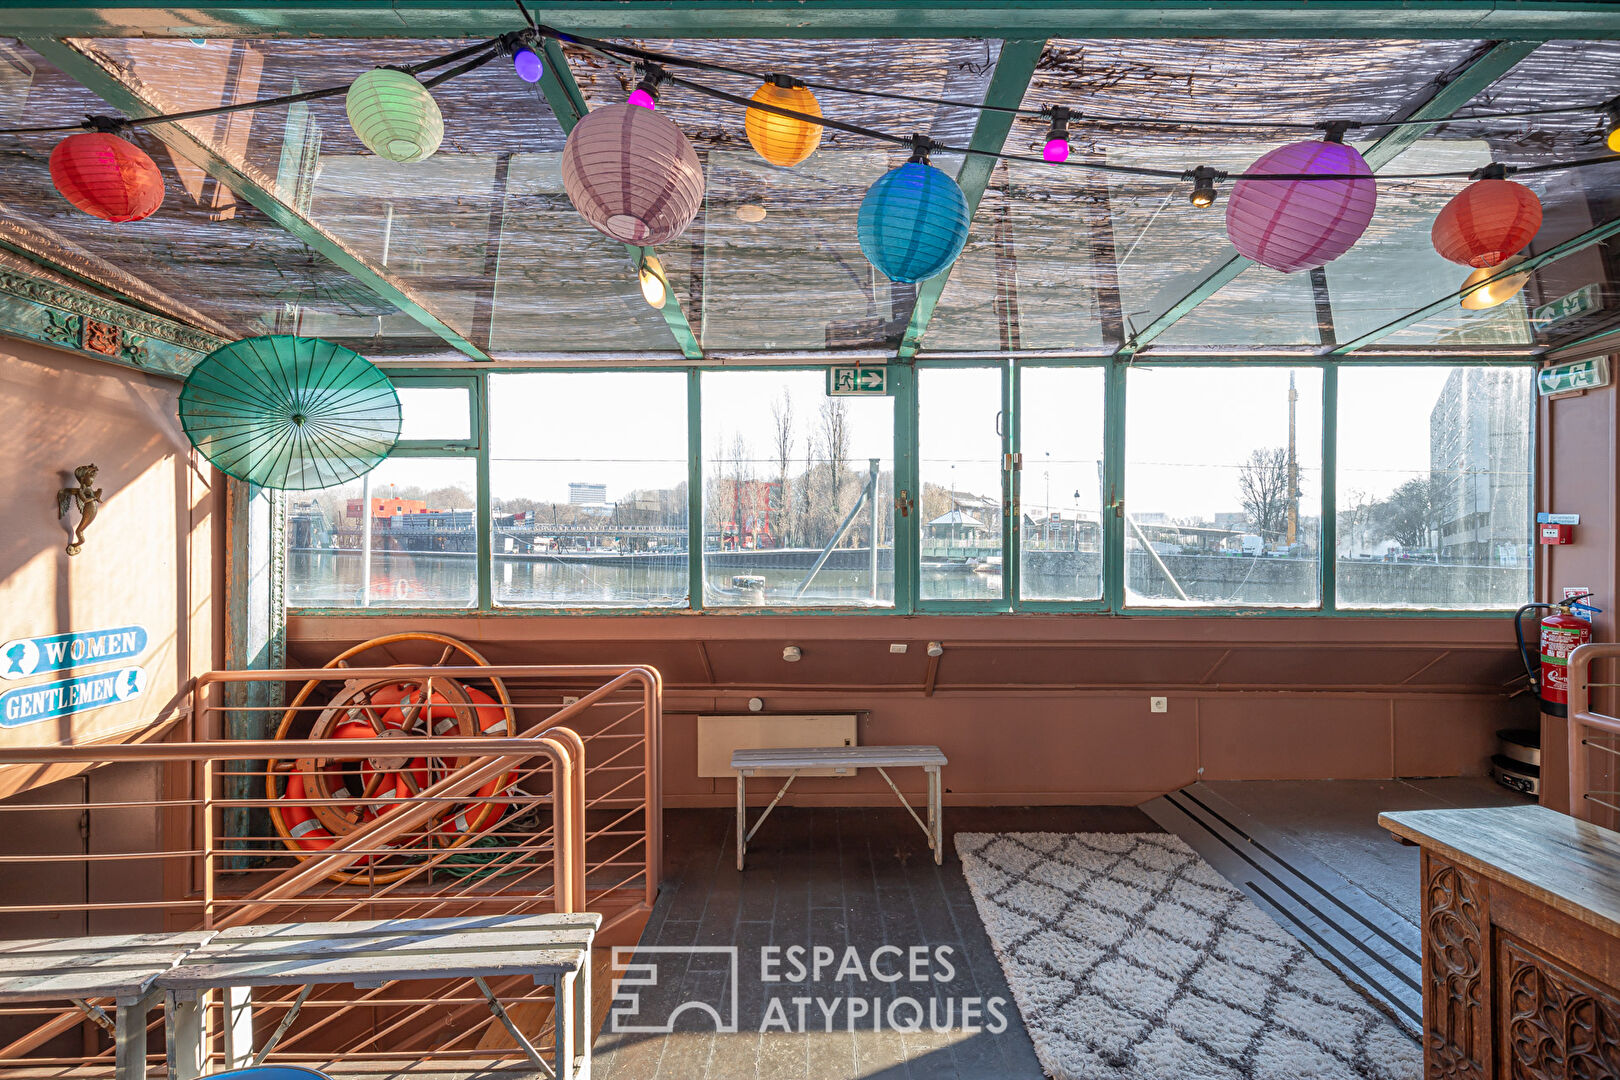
left=283, top=357, right=1537, bottom=617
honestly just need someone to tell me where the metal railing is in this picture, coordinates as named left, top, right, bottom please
left=1565, top=643, right=1620, bottom=825
left=0, top=662, right=662, bottom=1075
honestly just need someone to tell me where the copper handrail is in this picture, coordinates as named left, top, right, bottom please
left=1, top=661, right=663, bottom=1070
left=1567, top=643, right=1620, bottom=821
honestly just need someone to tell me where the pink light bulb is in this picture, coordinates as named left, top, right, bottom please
left=1043, top=137, right=1069, bottom=163
left=628, top=88, right=657, bottom=110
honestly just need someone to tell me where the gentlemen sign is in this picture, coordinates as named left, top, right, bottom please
left=1, top=625, right=147, bottom=680
left=1, top=667, right=147, bottom=728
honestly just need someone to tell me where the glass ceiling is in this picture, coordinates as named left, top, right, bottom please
left=0, top=33, right=1615, bottom=360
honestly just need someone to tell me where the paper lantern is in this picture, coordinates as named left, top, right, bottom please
left=745, top=81, right=823, bottom=167
left=1431, top=179, right=1542, bottom=268
left=49, top=132, right=164, bottom=222
left=561, top=103, right=704, bottom=245
left=857, top=160, right=971, bottom=283
left=346, top=68, right=443, bottom=163
left=1225, top=140, right=1377, bottom=273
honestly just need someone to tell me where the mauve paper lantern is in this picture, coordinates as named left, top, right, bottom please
left=857, top=160, right=971, bottom=283
left=561, top=103, right=705, bottom=245
left=346, top=68, right=443, bottom=163
left=745, top=81, right=823, bottom=167
left=49, top=132, right=164, bottom=222
left=1225, top=140, right=1377, bottom=273
left=1431, top=178, right=1542, bottom=268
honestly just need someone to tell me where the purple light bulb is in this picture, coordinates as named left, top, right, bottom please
left=1043, top=137, right=1070, bottom=164
left=628, top=88, right=657, bottom=110
left=513, top=47, right=543, bottom=83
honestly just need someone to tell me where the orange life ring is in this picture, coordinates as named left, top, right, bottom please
left=382, top=684, right=514, bottom=835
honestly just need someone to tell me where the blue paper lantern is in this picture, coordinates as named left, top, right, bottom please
left=856, top=160, right=970, bottom=283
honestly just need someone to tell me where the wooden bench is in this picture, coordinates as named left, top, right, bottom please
left=731, top=745, right=947, bottom=870
left=155, top=913, right=601, bottom=1080
left=0, top=930, right=211, bottom=1080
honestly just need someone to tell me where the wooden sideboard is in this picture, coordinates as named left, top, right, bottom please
left=1380, top=804, right=1620, bottom=1080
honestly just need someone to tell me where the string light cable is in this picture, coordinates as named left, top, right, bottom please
left=4, top=24, right=1619, bottom=187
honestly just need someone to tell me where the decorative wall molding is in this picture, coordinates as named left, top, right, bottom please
left=0, top=263, right=226, bottom=378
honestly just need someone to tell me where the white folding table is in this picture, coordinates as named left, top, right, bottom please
left=731, top=744, right=947, bottom=870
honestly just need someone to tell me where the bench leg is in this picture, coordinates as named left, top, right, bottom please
left=554, top=971, right=577, bottom=1080
left=114, top=989, right=158, bottom=1080
left=164, top=990, right=204, bottom=1080
left=735, top=772, right=746, bottom=871
left=221, top=986, right=253, bottom=1069
left=574, top=949, right=592, bottom=1080
left=929, top=766, right=943, bottom=865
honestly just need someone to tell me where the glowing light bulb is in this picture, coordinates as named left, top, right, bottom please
left=1607, top=105, right=1620, bottom=154
left=1041, top=106, right=1072, bottom=166
left=1188, top=166, right=1219, bottom=209
left=513, top=46, right=543, bottom=83
left=1459, top=255, right=1532, bottom=310
left=736, top=203, right=767, bottom=223
left=638, top=254, right=668, bottom=308
left=628, top=87, right=657, bottom=110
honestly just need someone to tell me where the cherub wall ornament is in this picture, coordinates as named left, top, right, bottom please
left=57, top=464, right=102, bottom=556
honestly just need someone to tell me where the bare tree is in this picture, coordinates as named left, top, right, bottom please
left=770, top=391, right=795, bottom=545
left=818, top=396, right=851, bottom=537
left=1237, top=447, right=1290, bottom=541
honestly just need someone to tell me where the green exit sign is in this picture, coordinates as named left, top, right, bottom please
left=827, top=365, right=890, bottom=396
left=1538, top=356, right=1610, bottom=397
left=1532, top=284, right=1601, bottom=332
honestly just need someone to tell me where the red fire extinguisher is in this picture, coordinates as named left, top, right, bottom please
left=1516, top=593, right=1600, bottom=716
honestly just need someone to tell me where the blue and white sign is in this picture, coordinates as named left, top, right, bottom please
left=1, top=667, right=147, bottom=728
left=1, top=626, right=147, bottom=681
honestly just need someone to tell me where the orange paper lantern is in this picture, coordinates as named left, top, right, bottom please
left=1431, top=178, right=1542, bottom=269
left=49, top=132, right=164, bottom=222
left=745, top=80, right=823, bottom=168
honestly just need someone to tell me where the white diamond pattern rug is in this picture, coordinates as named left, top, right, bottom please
left=955, top=832, right=1421, bottom=1080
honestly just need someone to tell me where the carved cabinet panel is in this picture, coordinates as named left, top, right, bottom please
left=1425, top=853, right=1488, bottom=1079
left=1501, top=935, right=1620, bottom=1080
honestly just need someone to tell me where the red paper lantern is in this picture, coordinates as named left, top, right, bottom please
left=49, top=132, right=164, bottom=222
left=1431, top=178, right=1542, bottom=269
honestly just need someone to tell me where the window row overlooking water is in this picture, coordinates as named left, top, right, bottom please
left=284, top=362, right=1535, bottom=614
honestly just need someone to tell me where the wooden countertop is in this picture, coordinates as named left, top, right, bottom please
left=1379, top=804, right=1620, bottom=939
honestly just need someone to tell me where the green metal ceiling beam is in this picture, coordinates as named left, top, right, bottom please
left=1114, top=38, right=1543, bottom=359
left=535, top=36, right=703, bottom=359
left=26, top=37, right=493, bottom=361
left=8, top=2, right=1620, bottom=39
left=1331, top=215, right=1620, bottom=354
left=896, top=37, right=1047, bottom=361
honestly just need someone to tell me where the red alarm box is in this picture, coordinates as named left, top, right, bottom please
left=1540, top=523, right=1573, bottom=545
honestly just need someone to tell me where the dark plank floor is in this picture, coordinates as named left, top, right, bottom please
left=593, top=804, right=1155, bottom=1080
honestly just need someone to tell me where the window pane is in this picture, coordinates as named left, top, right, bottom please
left=701, top=371, right=893, bottom=607
left=489, top=372, right=688, bottom=607
left=1337, top=366, right=1532, bottom=609
left=1019, top=367, right=1105, bottom=601
left=1125, top=367, right=1322, bottom=608
left=287, top=457, right=477, bottom=608
left=919, top=367, right=1004, bottom=602
left=396, top=386, right=470, bottom=442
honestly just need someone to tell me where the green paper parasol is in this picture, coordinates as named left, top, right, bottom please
left=180, top=335, right=401, bottom=490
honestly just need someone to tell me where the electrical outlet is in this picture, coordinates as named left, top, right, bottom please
left=562, top=695, right=579, bottom=706
left=1149, top=696, right=1168, bottom=713
left=889, top=643, right=908, bottom=653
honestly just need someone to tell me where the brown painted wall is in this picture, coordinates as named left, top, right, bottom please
left=1536, top=358, right=1619, bottom=816
left=0, top=338, right=217, bottom=798
left=290, top=612, right=1522, bottom=806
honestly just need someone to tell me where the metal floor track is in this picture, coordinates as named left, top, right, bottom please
left=1141, top=782, right=1422, bottom=1033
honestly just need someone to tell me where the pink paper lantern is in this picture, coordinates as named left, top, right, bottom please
left=1225, top=140, right=1377, bottom=273
left=560, top=103, right=704, bottom=246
